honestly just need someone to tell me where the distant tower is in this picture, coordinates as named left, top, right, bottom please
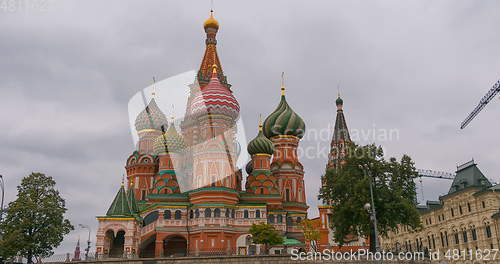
left=72, top=237, right=81, bottom=261
left=326, top=95, right=351, bottom=169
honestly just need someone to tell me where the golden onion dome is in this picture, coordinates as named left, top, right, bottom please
left=203, top=11, right=219, bottom=29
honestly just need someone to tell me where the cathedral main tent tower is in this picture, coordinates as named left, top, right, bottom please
left=95, top=11, right=309, bottom=258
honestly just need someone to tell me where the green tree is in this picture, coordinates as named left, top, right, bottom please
left=302, top=219, right=321, bottom=252
left=0, top=173, right=73, bottom=263
left=319, top=143, right=421, bottom=252
left=248, top=223, right=284, bottom=254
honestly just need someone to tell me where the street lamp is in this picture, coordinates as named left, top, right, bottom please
left=359, top=164, right=380, bottom=253
left=78, top=224, right=92, bottom=260
left=0, top=175, right=4, bottom=222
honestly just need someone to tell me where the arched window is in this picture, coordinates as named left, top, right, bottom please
left=190, top=210, right=194, bottom=219
left=268, top=215, right=275, bottom=224
left=296, top=217, right=302, bottom=224
left=174, top=210, right=181, bottom=220
left=256, top=210, right=261, bottom=218
left=195, top=209, right=200, bottom=218
left=143, top=211, right=159, bottom=226
left=231, top=209, right=235, bottom=218
left=287, top=216, right=293, bottom=225
left=214, top=208, right=221, bottom=217
left=225, top=208, right=230, bottom=217
left=205, top=208, right=212, bottom=218
left=164, top=210, right=171, bottom=219
left=285, top=189, right=290, bottom=202
left=244, top=210, right=249, bottom=218
left=277, top=215, right=283, bottom=223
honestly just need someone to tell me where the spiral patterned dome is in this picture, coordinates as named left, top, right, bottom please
left=190, top=66, right=239, bottom=119
left=135, top=98, right=169, bottom=132
left=153, top=123, right=186, bottom=154
left=247, top=126, right=275, bottom=155
left=263, top=95, right=306, bottom=139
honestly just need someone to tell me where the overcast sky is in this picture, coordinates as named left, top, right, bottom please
left=1, top=0, right=499, bottom=255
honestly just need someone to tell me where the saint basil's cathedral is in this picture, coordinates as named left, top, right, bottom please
left=95, top=11, right=309, bottom=257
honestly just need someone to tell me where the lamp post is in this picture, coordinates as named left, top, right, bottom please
left=359, top=164, right=380, bottom=253
left=78, top=224, right=91, bottom=260
left=0, top=175, right=4, bottom=222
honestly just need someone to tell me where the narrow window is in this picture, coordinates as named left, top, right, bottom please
left=244, top=210, right=249, bottom=218
left=467, top=203, right=471, bottom=212
left=256, top=210, right=261, bottom=218
left=174, top=210, right=181, bottom=220
left=205, top=208, right=212, bottom=218
left=164, top=210, right=172, bottom=219
left=486, top=226, right=492, bottom=238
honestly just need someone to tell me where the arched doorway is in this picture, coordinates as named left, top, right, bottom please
left=163, top=235, right=187, bottom=257
left=139, top=234, right=156, bottom=258
left=109, top=230, right=125, bottom=258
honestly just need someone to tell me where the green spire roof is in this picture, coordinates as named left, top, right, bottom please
left=336, top=96, right=343, bottom=105
left=126, top=188, right=139, bottom=214
left=106, top=185, right=133, bottom=216
left=448, top=160, right=491, bottom=194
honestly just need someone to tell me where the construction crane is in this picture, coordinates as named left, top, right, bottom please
left=416, top=169, right=455, bottom=203
left=417, top=169, right=455, bottom=180
left=460, top=79, right=500, bottom=129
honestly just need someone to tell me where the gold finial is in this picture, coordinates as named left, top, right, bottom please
left=258, top=114, right=263, bottom=131
left=121, top=174, right=125, bottom=187
left=152, top=76, right=157, bottom=99
left=280, top=72, right=285, bottom=96
left=212, top=64, right=218, bottom=74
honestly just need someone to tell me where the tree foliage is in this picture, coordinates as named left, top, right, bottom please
left=0, top=172, right=73, bottom=263
left=318, top=143, right=421, bottom=249
left=248, top=223, right=284, bottom=254
left=302, top=219, right=321, bottom=252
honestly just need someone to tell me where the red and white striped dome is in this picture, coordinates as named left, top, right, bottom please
left=190, top=67, right=239, bottom=119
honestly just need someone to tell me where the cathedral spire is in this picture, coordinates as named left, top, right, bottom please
left=327, top=95, right=351, bottom=169
left=198, top=10, right=230, bottom=89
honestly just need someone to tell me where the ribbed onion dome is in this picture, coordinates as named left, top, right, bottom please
left=190, top=66, right=240, bottom=119
left=263, top=94, right=306, bottom=139
left=203, top=11, right=219, bottom=29
left=247, top=125, right=275, bottom=155
left=153, top=123, right=186, bottom=154
left=134, top=98, right=169, bottom=132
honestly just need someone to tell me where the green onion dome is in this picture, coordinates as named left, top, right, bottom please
left=153, top=123, right=186, bottom=154
left=263, top=95, right=306, bottom=139
left=336, top=96, right=343, bottom=106
left=135, top=98, right=169, bottom=132
left=247, top=125, right=275, bottom=155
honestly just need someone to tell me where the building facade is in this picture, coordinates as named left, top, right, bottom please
left=382, top=160, right=500, bottom=259
left=95, top=12, right=308, bottom=258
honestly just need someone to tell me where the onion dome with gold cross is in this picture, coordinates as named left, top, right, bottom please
left=263, top=75, right=306, bottom=139
left=134, top=98, right=169, bottom=133
left=153, top=122, right=186, bottom=155
left=190, top=65, right=240, bottom=119
left=247, top=122, right=275, bottom=155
